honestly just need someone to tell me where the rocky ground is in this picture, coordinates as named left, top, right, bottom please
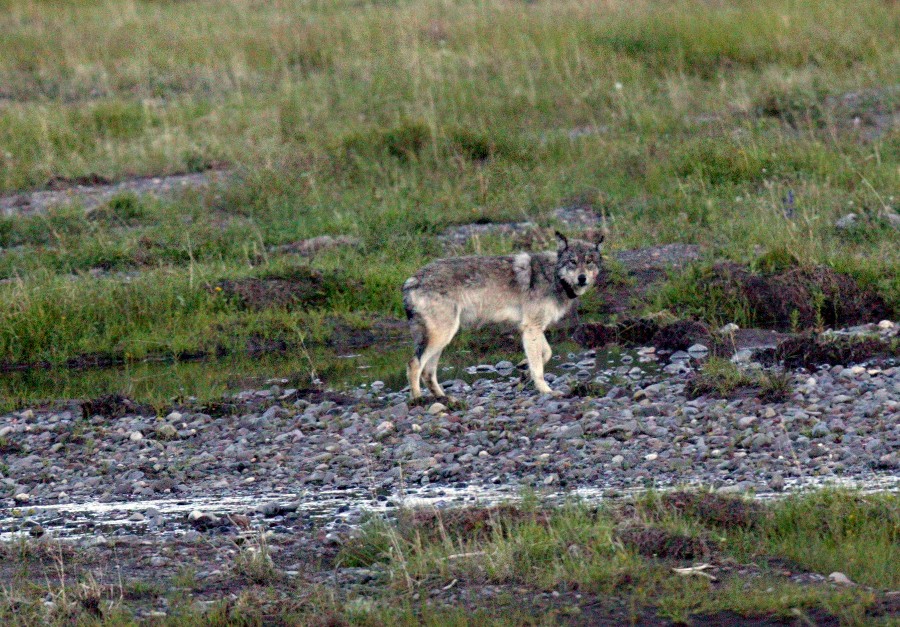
left=2, top=322, right=897, bottom=537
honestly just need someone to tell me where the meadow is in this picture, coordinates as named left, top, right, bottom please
left=0, top=0, right=897, bottom=405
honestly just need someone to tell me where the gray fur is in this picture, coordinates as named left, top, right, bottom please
left=402, top=233, right=603, bottom=398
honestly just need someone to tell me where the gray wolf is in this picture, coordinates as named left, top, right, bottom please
left=402, top=231, right=603, bottom=398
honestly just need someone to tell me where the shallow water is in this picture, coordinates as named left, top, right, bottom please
left=3, top=475, right=897, bottom=542
left=0, top=336, right=659, bottom=409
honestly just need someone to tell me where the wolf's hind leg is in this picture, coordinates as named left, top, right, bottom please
left=421, top=314, right=460, bottom=398
left=407, top=316, right=428, bottom=399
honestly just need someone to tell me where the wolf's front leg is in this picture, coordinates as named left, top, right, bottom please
left=522, top=326, right=554, bottom=395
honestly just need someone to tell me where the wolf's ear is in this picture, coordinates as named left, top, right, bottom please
left=555, top=230, right=569, bottom=251
left=595, top=234, right=605, bottom=252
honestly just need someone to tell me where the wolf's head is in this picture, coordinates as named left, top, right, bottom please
left=554, top=231, right=603, bottom=297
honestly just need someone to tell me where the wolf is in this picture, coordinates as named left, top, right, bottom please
left=402, top=231, right=604, bottom=399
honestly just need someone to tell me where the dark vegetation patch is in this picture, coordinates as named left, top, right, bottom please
left=86, top=192, right=146, bottom=225
left=651, top=320, right=712, bottom=351
left=663, top=263, right=892, bottom=331
left=215, top=267, right=353, bottom=310
left=342, top=120, right=431, bottom=161
left=685, top=358, right=792, bottom=401
left=325, top=318, right=409, bottom=351
left=65, top=351, right=123, bottom=370
left=197, top=400, right=241, bottom=417
left=45, top=173, right=112, bottom=190
left=574, top=318, right=659, bottom=349
left=646, top=491, right=765, bottom=530
left=567, top=380, right=609, bottom=397
left=574, top=318, right=710, bottom=352
left=80, top=394, right=153, bottom=419
left=407, top=504, right=551, bottom=542
left=776, top=333, right=898, bottom=370
left=293, top=387, right=360, bottom=406
left=0, top=435, right=23, bottom=454
left=617, top=525, right=711, bottom=561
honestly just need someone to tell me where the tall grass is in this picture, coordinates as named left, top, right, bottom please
left=0, top=0, right=897, bottom=379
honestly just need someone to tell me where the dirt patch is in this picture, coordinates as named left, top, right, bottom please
left=615, top=244, right=702, bottom=272
left=652, top=491, right=765, bottom=530
left=698, top=263, right=892, bottom=331
left=0, top=166, right=230, bottom=216
left=617, top=526, right=711, bottom=560
left=80, top=394, right=154, bottom=419
left=757, top=84, right=899, bottom=141
left=553, top=203, right=605, bottom=229
left=776, top=334, right=898, bottom=369
left=215, top=268, right=337, bottom=310
left=437, top=220, right=539, bottom=249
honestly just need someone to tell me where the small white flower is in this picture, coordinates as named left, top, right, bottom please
left=614, top=82, right=623, bottom=91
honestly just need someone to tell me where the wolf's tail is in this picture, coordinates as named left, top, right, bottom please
left=401, top=277, right=419, bottom=320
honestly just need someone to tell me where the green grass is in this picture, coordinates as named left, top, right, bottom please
left=0, top=0, right=898, bottom=403
left=685, top=357, right=792, bottom=400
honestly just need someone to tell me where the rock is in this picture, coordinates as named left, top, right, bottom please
left=389, top=403, right=409, bottom=419
left=188, top=510, right=222, bottom=531
left=881, top=211, right=900, bottom=229
left=155, top=424, right=178, bottom=440
left=878, top=320, right=895, bottom=330
left=731, top=349, right=753, bottom=363
left=428, top=403, right=448, bottom=415
left=13, top=493, right=30, bottom=503
left=129, top=431, right=144, bottom=442
left=375, top=421, right=395, bottom=439
left=811, top=423, right=831, bottom=438
left=834, top=213, right=857, bottom=230
left=768, top=474, right=785, bottom=492
left=718, top=323, right=740, bottom=334
left=828, top=572, right=854, bottom=586
left=554, top=423, right=584, bottom=440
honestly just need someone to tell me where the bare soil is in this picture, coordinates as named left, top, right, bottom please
left=0, top=166, right=230, bottom=216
